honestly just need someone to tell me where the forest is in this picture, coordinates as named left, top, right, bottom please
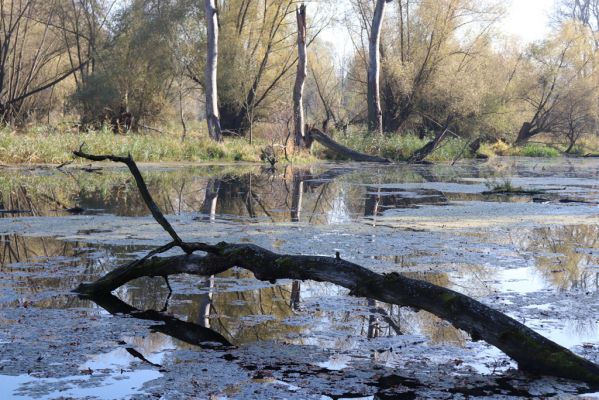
left=0, top=0, right=598, bottom=163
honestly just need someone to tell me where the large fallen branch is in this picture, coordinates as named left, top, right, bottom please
left=308, top=128, right=391, bottom=163
left=409, top=116, right=454, bottom=163
left=72, top=149, right=599, bottom=385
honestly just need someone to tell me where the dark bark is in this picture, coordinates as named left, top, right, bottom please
left=308, top=128, right=391, bottom=163
left=71, top=149, right=599, bottom=385
left=409, top=116, right=453, bottom=163
left=515, top=122, right=535, bottom=145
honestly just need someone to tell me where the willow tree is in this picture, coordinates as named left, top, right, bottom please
left=0, top=0, right=86, bottom=124
left=515, top=21, right=598, bottom=145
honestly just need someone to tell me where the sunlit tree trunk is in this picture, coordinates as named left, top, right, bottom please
left=293, top=4, right=307, bottom=148
left=204, top=0, right=223, bottom=142
left=368, top=0, right=389, bottom=134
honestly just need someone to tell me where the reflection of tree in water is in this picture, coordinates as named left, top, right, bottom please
left=0, top=234, right=133, bottom=309
left=162, top=269, right=302, bottom=345
left=528, top=225, right=599, bottom=291
left=0, top=165, right=356, bottom=223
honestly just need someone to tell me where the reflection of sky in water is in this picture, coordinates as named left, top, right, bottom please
left=541, top=320, right=599, bottom=348
left=494, top=266, right=548, bottom=294
left=0, top=333, right=174, bottom=399
left=327, top=190, right=351, bottom=224
left=0, top=370, right=161, bottom=399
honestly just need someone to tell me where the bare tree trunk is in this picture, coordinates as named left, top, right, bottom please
left=293, top=4, right=307, bottom=149
left=204, top=0, right=223, bottom=142
left=368, top=0, right=389, bottom=134
left=179, top=87, right=187, bottom=142
left=398, top=1, right=405, bottom=64
left=515, top=122, right=534, bottom=145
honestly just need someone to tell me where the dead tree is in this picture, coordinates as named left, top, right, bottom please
left=293, top=4, right=308, bottom=149
left=367, top=0, right=391, bottom=134
left=308, top=128, right=391, bottom=163
left=204, top=0, right=223, bottom=142
left=409, top=115, right=454, bottom=163
left=71, top=148, right=599, bottom=385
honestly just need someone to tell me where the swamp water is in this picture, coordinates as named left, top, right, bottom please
left=0, top=158, right=599, bottom=398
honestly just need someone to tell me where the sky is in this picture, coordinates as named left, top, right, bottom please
left=501, top=0, right=554, bottom=43
left=321, top=0, right=557, bottom=62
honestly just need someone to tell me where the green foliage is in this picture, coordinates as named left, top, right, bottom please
left=0, top=126, right=268, bottom=164
left=509, top=143, right=561, bottom=158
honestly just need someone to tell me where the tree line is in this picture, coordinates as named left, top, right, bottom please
left=1, top=0, right=598, bottom=152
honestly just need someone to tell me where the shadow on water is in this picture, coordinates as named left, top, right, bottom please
left=87, top=293, right=232, bottom=349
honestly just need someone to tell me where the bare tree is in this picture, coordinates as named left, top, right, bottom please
left=293, top=4, right=307, bottom=149
left=0, top=0, right=86, bottom=123
left=204, top=0, right=223, bottom=142
left=367, top=0, right=390, bottom=134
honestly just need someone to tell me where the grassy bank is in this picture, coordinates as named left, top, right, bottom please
left=1, top=124, right=595, bottom=165
left=0, top=126, right=319, bottom=165
left=331, top=129, right=577, bottom=161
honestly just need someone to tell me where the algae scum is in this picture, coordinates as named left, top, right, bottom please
left=1, top=157, right=599, bottom=399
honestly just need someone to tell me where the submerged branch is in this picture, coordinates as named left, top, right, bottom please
left=72, top=149, right=599, bottom=385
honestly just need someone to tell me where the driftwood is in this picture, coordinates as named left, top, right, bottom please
left=71, top=149, right=599, bottom=385
left=308, top=128, right=391, bottom=163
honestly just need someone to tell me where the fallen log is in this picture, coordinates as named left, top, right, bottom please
left=409, top=116, right=453, bottom=163
left=72, top=148, right=599, bottom=385
left=308, top=128, right=391, bottom=163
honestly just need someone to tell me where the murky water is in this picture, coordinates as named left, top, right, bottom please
left=1, top=157, right=599, bottom=398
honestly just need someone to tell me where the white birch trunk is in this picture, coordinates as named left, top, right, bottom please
left=368, top=0, right=388, bottom=134
left=204, top=0, right=223, bottom=142
left=293, top=4, right=307, bottom=148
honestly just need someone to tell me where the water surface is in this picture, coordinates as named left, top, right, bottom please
left=1, top=157, right=599, bottom=398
